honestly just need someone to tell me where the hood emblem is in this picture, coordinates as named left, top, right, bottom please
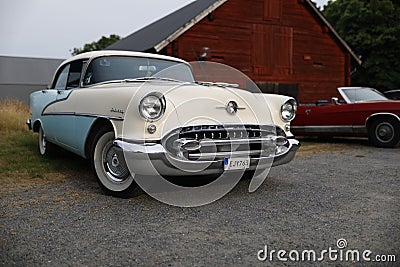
left=217, top=101, right=245, bottom=115
left=226, top=101, right=238, bottom=114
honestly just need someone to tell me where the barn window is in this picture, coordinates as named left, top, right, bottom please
left=264, top=0, right=282, bottom=21
left=252, top=24, right=293, bottom=76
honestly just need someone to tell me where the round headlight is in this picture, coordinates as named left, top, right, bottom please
left=281, top=99, right=297, bottom=122
left=139, top=93, right=165, bottom=121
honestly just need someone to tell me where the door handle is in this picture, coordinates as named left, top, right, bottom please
left=305, top=109, right=311, bottom=115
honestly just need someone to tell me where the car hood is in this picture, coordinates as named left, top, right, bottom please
left=161, top=83, right=275, bottom=127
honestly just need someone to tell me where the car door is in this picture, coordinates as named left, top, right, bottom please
left=294, top=102, right=355, bottom=134
left=42, top=60, right=86, bottom=150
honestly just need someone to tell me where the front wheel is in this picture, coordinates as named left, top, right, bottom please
left=92, top=129, right=141, bottom=198
left=368, top=118, right=400, bottom=148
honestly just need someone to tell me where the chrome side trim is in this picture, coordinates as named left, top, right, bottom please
left=353, top=126, right=368, bottom=134
left=41, top=90, right=74, bottom=116
left=42, top=112, right=124, bottom=121
left=43, top=111, right=75, bottom=116
left=291, top=125, right=355, bottom=133
left=77, top=113, right=124, bottom=121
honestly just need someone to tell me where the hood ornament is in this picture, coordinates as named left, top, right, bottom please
left=217, top=100, right=245, bottom=115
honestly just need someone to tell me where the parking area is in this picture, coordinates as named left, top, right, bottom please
left=1, top=141, right=399, bottom=266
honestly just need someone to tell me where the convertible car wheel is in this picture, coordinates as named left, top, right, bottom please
left=38, top=126, right=56, bottom=156
left=92, top=129, right=141, bottom=198
left=368, top=118, right=400, bottom=148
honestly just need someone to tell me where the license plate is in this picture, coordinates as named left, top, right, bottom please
left=224, top=158, right=250, bottom=171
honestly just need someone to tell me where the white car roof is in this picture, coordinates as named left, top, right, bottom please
left=61, top=50, right=189, bottom=66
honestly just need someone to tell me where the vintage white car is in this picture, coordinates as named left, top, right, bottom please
left=27, top=51, right=299, bottom=198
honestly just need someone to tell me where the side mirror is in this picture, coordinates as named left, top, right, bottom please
left=331, top=97, right=339, bottom=105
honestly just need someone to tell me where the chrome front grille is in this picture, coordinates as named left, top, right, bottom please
left=179, top=125, right=272, bottom=140
left=164, top=125, right=283, bottom=161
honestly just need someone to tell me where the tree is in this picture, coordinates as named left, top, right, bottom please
left=323, top=0, right=400, bottom=91
left=71, top=34, right=121, bottom=56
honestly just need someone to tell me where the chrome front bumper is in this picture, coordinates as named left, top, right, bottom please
left=113, top=138, right=300, bottom=176
left=271, top=138, right=300, bottom=167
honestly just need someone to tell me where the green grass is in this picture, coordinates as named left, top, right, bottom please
left=0, top=99, right=90, bottom=190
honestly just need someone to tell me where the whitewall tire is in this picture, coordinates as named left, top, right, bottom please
left=92, top=129, right=141, bottom=198
left=38, top=126, right=56, bottom=156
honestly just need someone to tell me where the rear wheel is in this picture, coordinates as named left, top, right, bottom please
left=92, top=128, right=141, bottom=198
left=38, top=126, right=57, bottom=156
left=368, top=118, right=400, bottom=148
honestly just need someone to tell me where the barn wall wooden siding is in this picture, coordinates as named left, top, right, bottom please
left=165, top=0, right=351, bottom=104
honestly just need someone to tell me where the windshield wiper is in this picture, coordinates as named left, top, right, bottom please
left=124, top=77, right=187, bottom=83
left=85, top=77, right=190, bottom=87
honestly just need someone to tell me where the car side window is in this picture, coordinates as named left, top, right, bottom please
left=54, top=65, right=70, bottom=90
left=66, top=60, right=86, bottom=89
left=52, top=59, right=87, bottom=90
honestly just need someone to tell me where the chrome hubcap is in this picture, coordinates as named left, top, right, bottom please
left=103, top=143, right=129, bottom=183
left=111, top=154, right=119, bottom=167
left=376, top=122, right=394, bottom=143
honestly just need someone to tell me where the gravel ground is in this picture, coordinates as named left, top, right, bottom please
left=1, top=142, right=399, bottom=266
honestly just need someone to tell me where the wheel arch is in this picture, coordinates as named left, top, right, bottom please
left=32, top=119, right=42, bottom=133
left=84, top=118, right=117, bottom=159
left=365, top=113, right=400, bottom=129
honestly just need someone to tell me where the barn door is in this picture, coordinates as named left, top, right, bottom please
left=252, top=24, right=293, bottom=77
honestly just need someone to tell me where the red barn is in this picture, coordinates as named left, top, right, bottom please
left=107, top=0, right=361, bottom=104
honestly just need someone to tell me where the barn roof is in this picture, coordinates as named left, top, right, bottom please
left=106, top=0, right=361, bottom=65
left=107, top=0, right=227, bottom=52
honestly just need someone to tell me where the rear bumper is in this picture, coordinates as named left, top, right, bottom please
left=114, top=138, right=300, bottom=176
left=26, top=119, right=32, bottom=130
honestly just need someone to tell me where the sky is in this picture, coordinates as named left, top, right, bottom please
left=0, top=0, right=329, bottom=59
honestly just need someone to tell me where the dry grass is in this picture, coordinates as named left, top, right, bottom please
left=0, top=98, right=31, bottom=135
left=296, top=137, right=368, bottom=156
left=0, top=99, right=90, bottom=192
left=298, top=142, right=353, bottom=155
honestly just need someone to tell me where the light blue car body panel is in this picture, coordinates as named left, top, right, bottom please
left=30, top=89, right=98, bottom=158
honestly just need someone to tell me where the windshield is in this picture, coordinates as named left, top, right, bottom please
left=340, top=87, right=388, bottom=103
left=83, top=56, right=195, bottom=85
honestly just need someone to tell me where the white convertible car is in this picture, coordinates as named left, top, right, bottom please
left=27, top=51, right=299, bottom=198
